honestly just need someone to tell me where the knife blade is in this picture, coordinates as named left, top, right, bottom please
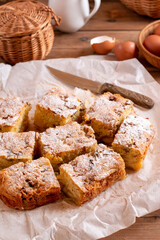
left=46, top=65, right=154, bottom=109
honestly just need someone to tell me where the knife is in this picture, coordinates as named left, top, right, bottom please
left=46, top=66, right=154, bottom=109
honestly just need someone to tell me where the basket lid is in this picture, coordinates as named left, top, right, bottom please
left=0, top=0, right=61, bottom=37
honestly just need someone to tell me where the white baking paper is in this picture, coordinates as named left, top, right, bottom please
left=0, top=57, right=159, bottom=240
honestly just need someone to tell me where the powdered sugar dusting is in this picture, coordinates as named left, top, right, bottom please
left=0, top=157, right=60, bottom=208
left=39, top=122, right=96, bottom=153
left=67, top=144, right=124, bottom=183
left=0, top=131, right=36, bottom=159
left=0, top=97, right=25, bottom=126
left=74, top=88, right=96, bottom=111
left=113, top=115, right=155, bottom=148
left=38, top=87, right=81, bottom=118
left=86, top=92, right=133, bottom=124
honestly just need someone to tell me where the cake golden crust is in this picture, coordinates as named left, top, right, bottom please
left=0, top=97, right=31, bottom=132
left=112, top=115, right=155, bottom=170
left=34, top=87, right=82, bottom=130
left=59, top=144, right=125, bottom=205
left=0, top=131, right=36, bottom=170
left=0, top=157, right=61, bottom=210
left=84, top=92, right=134, bottom=145
left=38, top=121, right=97, bottom=170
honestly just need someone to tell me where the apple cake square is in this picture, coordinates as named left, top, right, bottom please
left=84, top=92, right=134, bottom=145
left=34, top=87, right=82, bottom=130
left=0, top=157, right=61, bottom=210
left=37, top=121, right=97, bottom=170
left=0, top=131, right=37, bottom=170
left=0, top=96, right=31, bottom=132
left=58, top=144, right=125, bottom=205
left=112, top=115, right=155, bottom=170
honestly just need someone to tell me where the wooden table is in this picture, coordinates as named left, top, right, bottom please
left=45, top=1, right=160, bottom=239
left=1, top=0, right=160, bottom=239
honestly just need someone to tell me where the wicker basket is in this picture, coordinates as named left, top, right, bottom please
left=139, top=20, right=160, bottom=69
left=0, top=0, right=61, bottom=64
left=120, top=0, right=160, bottom=18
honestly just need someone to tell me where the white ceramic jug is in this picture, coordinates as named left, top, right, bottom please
left=49, top=0, right=101, bottom=32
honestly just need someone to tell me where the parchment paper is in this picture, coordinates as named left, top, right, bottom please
left=0, top=57, right=159, bottom=240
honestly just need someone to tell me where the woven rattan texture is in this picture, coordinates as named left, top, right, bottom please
left=0, top=0, right=61, bottom=64
left=0, top=0, right=51, bottom=36
left=139, top=20, right=160, bottom=69
left=120, top=0, right=160, bottom=18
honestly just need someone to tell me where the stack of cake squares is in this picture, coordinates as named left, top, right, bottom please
left=0, top=87, right=155, bottom=209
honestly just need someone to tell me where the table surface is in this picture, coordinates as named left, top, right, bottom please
left=44, top=0, right=160, bottom=239
left=2, top=0, right=160, bottom=239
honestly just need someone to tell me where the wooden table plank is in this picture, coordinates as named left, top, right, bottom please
left=47, top=30, right=158, bottom=73
left=150, top=71, right=160, bottom=83
left=82, top=0, right=153, bottom=31
left=53, top=30, right=140, bottom=48
left=100, top=209, right=160, bottom=240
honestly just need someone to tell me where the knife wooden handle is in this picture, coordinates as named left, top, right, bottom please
left=100, top=83, right=154, bottom=109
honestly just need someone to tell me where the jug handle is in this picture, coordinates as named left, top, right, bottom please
left=85, top=0, right=101, bottom=23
